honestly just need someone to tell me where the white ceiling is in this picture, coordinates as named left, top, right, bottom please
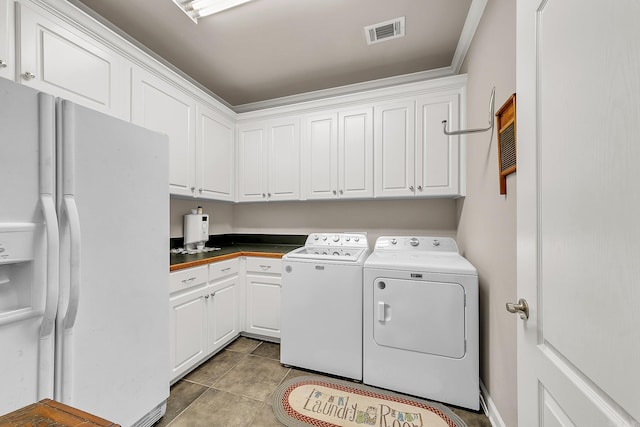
left=70, top=0, right=481, bottom=110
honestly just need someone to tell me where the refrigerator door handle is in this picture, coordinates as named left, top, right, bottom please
left=40, top=195, right=59, bottom=337
left=62, top=196, right=81, bottom=331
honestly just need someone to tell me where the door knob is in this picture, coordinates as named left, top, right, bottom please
left=506, top=298, right=529, bottom=320
left=23, top=71, right=36, bottom=80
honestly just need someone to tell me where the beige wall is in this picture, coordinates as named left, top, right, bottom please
left=457, top=0, right=517, bottom=425
left=170, top=198, right=458, bottom=247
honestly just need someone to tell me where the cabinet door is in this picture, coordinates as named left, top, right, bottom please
left=374, top=100, right=416, bottom=198
left=416, top=95, right=461, bottom=196
left=245, top=274, right=281, bottom=339
left=304, top=113, right=338, bottom=200
left=0, top=0, right=13, bottom=80
left=17, top=4, right=126, bottom=118
left=207, top=276, right=239, bottom=353
left=169, top=286, right=207, bottom=382
left=197, top=104, right=235, bottom=201
left=339, top=107, right=373, bottom=198
left=268, top=117, right=300, bottom=201
left=237, top=122, right=267, bottom=202
left=131, top=67, right=196, bottom=197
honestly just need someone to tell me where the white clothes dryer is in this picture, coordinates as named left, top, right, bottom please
left=363, top=236, right=479, bottom=410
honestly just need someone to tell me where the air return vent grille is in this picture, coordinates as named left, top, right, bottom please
left=365, top=17, right=405, bottom=45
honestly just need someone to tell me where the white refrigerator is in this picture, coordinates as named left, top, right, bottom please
left=0, top=77, right=169, bottom=426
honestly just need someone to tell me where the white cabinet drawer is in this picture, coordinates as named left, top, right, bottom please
left=245, top=257, right=281, bottom=275
left=170, top=265, right=208, bottom=294
left=209, top=258, right=240, bottom=282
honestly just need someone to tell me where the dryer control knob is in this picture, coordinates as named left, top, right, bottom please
left=354, top=237, right=360, bottom=242
left=391, top=239, right=397, bottom=245
left=332, top=235, right=340, bottom=242
left=409, top=238, right=420, bottom=247
left=314, top=234, right=319, bottom=240
left=322, top=235, right=328, bottom=241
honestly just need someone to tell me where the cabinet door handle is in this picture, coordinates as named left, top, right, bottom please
left=268, top=192, right=271, bottom=197
left=210, top=292, right=215, bottom=297
left=198, top=188, right=203, bottom=193
left=417, top=185, right=423, bottom=191
left=262, top=193, right=266, bottom=198
left=181, top=277, right=196, bottom=284
left=0, top=60, right=7, bottom=68
left=23, top=72, right=36, bottom=80
left=409, top=185, right=414, bottom=191
left=339, top=189, right=343, bottom=195
left=190, top=186, right=195, bottom=192
left=204, top=294, right=209, bottom=299
left=221, top=267, right=231, bottom=272
left=332, top=190, right=337, bottom=195
left=259, top=265, right=271, bottom=271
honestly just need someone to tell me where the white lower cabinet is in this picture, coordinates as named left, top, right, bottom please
left=169, top=259, right=240, bottom=383
left=169, top=266, right=208, bottom=382
left=207, top=259, right=240, bottom=352
left=244, top=257, right=282, bottom=339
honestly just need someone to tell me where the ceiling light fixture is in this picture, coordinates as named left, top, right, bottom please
left=172, top=0, right=254, bottom=23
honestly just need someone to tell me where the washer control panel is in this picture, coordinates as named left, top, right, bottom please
left=306, top=232, right=368, bottom=248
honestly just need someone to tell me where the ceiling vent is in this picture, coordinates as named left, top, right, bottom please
left=364, top=17, right=405, bottom=45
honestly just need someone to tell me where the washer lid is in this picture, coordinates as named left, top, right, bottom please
left=364, top=251, right=477, bottom=275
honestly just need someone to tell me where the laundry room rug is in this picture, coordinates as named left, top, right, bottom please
left=272, top=376, right=466, bottom=427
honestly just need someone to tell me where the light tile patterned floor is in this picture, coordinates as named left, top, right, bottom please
left=156, top=337, right=491, bottom=427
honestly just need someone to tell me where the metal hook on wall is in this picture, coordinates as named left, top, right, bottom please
left=442, top=87, right=495, bottom=136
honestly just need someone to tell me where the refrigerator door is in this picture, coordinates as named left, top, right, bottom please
left=56, top=100, right=169, bottom=426
left=0, top=79, right=58, bottom=413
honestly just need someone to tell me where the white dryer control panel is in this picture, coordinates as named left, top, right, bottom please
left=373, top=236, right=458, bottom=252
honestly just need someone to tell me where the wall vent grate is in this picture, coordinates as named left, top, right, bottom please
left=364, top=17, right=405, bottom=45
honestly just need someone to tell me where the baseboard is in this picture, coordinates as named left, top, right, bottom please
left=480, top=381, right=508, bottom=427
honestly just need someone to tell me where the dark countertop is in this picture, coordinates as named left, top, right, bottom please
left=170, top=234, right=306, bottom=272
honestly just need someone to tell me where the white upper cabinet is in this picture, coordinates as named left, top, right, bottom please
left=237, top=122, right=267, bottom=202
left=374, top=94, right=463, bottom=198
left=374, top=100, right=416, bottom=198
left=416, top=94, right=461, bottom=196
left=338, top=107, right=373, bottom=198
left=196, top=104, right=235, bottom=201
left=268, top=117, right=301, bottom=201
left=0, top=0, right=14, bottom=80
left=304, top=113, right=338, bottom=199
left=16, top=3, right=127, bottom=118
left=131, top=66, right=196, bottom=197
left=237, top=118, right=300, bottom=202
left=304, top=108, right=373, bottom=199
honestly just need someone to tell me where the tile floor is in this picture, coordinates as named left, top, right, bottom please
left=155, top=337, right=491, bottom=427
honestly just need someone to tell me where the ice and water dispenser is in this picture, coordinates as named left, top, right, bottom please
left=0, top=224, right=41, bottom=321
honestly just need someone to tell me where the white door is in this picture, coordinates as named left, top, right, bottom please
left=374, top=100, right=416, bottom=198
left=208, top=276, right=239, bottom=352
left=245, top=274, right=281, bottom=339
left=169, top=285, right=208, bottom=382
left=416, top=95, right=460, bottom=197
left=131, top=66, right=196, bottom=198
left=268, top=117, right=300, bottom=201
left=516, top=1, right=640, bottom=425
left=0, top=0, right=14, bottom=80
left=304, top=113, right=338, bottom=199
left=237, top=122, right=267, bottom=202
left=197, top=105, right=235, bottom=201
left=17, top=3, right=126, bottom=118
left=339, top=107, right=373, bottom=198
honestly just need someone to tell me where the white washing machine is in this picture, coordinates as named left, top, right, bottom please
left=363, top=236, right=479, bottom=410
left=281, top=232, right=370, bottom=380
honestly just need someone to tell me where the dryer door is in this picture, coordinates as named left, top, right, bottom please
left=373, top=278, right=466, bottom=358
